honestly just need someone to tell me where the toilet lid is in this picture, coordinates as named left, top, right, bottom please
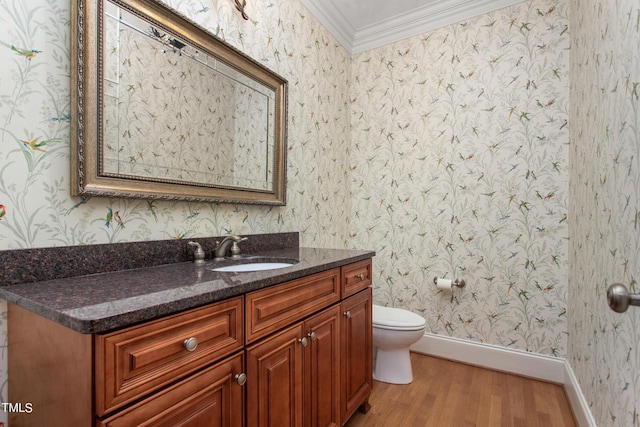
left=372, top=304, right=426, bottom=330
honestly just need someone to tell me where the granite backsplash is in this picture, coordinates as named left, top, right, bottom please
left=0, top=232, right=299, bottom=286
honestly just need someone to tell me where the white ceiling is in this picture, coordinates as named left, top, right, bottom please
left=299, top=0, right=525, bottom=54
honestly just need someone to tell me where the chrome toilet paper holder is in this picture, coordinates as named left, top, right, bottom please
left=433, top=277, right=466, bottom=288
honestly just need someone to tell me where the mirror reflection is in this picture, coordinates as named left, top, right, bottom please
left=70, top=0, right=287, bottom=204
left=103, top=1, right=275, bottom=191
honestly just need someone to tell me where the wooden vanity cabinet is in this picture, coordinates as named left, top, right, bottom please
left=245, top=268, right=341, bottom=343
left=341, top=259, right=373, bottom=298
left=305, top=305, right=341, bottom=427
left=95, top=297, right=244, bottom=415
left=8, top=303, right=94, bottom=427
left=8, top=296, right=245, bottom=427
left=340, top=288, right=372, bottom=423
left=245, top=305, right=341, bottom=427
left=98, top=352, right=245, bottom=427
left=245, top=322, right=305, bottom=426
left=245, top=259, right=372, bottom=427
left=7, top=258, right=372, bottom=427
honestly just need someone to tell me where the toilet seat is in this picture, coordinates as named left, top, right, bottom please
left=372, top=304, right=426, bottom=331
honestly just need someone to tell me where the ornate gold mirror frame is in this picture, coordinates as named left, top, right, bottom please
left=71, top=0, right=288, bottom=205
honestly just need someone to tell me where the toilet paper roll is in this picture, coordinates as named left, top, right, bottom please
left=436, top=278, right=453, bottom=292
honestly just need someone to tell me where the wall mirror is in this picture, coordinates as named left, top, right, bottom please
left=71, top=0, right=288, bottom=204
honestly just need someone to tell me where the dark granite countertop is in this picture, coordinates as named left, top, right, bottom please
left=0, top=247, right=374, bottom=334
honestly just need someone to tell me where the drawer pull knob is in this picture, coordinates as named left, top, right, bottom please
left=235, top=373, right=247, bottom=386
left=343, top=311, right=351, bottom=319
left=357, top=274, right=365, bottom=280
left=183, top=337, right=198, bottom=352
left=308, top=331, right=317, bottom=341
left=298, top=337, right=308, bottom=347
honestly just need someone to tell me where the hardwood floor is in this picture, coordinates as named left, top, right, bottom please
left=344, top=352, right=576, bottom=427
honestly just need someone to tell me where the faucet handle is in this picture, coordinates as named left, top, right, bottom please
left=188, top=241, right=205, bottom=264
left=229, top=237, right=247, bottom=258
left=213, top=235, right=248, bottom=260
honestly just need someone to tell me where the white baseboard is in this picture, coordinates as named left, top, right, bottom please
left=562, top=360, right=597, bottom=427
left=410, top=333, right=596, bottom=427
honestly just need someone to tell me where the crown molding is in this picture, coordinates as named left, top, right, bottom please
left=300, top=0, right=526, bottom=54
left=299, top=0, right=355, bottom=50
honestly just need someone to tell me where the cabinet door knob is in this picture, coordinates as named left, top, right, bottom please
left=183, top=337, right=198, bottom=352
left=308, top=331, right=317, bottom=341
left=298, top=337, right=308, bottom=347
left=235, top=373, right=247, bottom=386
left=343, top=311, right=351, bottom=319
left=357, top=273, right=365, bottom=280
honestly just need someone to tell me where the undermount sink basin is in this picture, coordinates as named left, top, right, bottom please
left=211, top=262, right=295, bottom=272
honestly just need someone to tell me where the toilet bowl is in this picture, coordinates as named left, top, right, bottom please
left=372, top=304, right=426, bottom=384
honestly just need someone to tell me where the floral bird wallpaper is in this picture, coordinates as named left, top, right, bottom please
left=349, top=1, right=570, bottom=356
left=0, top=0, right=638, bottom=424
left=569, top=0, right=640, bottom=425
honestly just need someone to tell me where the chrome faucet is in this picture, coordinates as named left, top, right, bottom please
left=213, top=235, right=248, bottom=260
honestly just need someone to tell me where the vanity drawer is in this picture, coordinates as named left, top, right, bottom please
left=97, top=353, right=244, bottom=427
left=246, top=268, right=341, bottom=343
left=341, top=259, right=372, bottom=297
left=95, top=296, right=244, bottom=416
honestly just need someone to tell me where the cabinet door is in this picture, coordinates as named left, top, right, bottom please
left=304, top=305, right=340, bottom=427
left=340, top=288, right=372, bottom=424
left=246, top=323, right=305, bottom=427
left=97, top=352, right=245, bottom=427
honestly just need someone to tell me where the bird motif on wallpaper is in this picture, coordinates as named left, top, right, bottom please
left=114, top=211, right=125, bottom=228
left=147, top=200, right=158, bottom=221
left=66, top=196, right=89, bottom=215
left=0, top=204, right=6, bottom=220
left=21, top=137, right=47, bottom=152
left=196, top=2, right=209, bottom=14
left=47, top=113, right=70, bottom=122
left=10, top=44, right=41, bottom=60
left=105, top=207, right=113, bottom=228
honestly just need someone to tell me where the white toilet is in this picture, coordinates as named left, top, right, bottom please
left=372, top=304, right=427, bottom=384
